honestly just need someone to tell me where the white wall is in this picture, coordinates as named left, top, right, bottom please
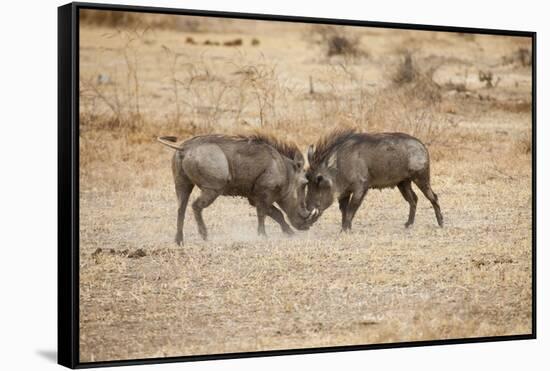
left=0, top=0, right=545, bottom=370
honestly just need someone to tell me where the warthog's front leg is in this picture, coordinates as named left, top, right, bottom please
left=342, top=185, right=368, bottom=231
left=397, top=180, right=418, bottom=228
left=267, top=205, right=294, bottom=235
left=338, top=192, right=351, bottom=231
left=256, top=204, right=268, bottom=236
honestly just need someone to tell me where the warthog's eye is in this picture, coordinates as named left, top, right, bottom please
left=316, top=175, right=332, bottom=188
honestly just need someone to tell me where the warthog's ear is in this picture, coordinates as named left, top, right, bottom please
left=307, top=145, right=315, bottom=165
left=293, top=152, right=304, bottom=170
left=316, top=175, right=332, bottom=188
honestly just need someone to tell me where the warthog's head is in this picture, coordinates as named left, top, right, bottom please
left=278, top=152, right=319, bottom=230
left=304, top=145, right=337, bottom=220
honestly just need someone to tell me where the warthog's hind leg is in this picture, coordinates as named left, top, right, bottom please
left=174, top=180, right=194, bottom=245
left=413, top=174, right=443, bottom=227
left=397, top=180, right=418, bottom=228
left=192, top=189, right=219, bottom=240
left=248, top=199, right=292, bottom=236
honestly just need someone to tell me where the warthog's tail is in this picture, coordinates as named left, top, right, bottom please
left=157, top=136, right=184, bottom=150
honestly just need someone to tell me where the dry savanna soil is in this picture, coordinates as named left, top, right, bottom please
left=79, top=11, right=533, bottom=362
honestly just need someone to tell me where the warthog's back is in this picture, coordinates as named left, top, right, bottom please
left=341, top=133, right=430, bottom=189
left=179, top=135, right=287, bottom=196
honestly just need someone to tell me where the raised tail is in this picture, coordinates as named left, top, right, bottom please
left=157, top=136, right=184, bottom=150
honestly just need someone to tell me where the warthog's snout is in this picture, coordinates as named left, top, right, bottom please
left=298, top=207, right=318, bottom=221
left=293, top=207, right=319, bottom=230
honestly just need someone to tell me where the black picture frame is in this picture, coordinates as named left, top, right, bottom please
left=58, top=2, right=537, bottom=368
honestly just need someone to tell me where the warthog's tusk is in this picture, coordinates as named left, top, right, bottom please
left=307, top=208, right=319, bottom=220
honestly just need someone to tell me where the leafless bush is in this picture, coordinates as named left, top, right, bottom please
left=392, top=51, right=416, bottom=84
left=309, top=25, right=365, bottom=58
left=390, top=50, right=442, bottom=103
left=80, top=28, right=149, bottom=131
left=327, top=35, right=360, bottom=57
left=516, top=134, right=532, bottom=155
left=178, top=64, right=229, bottom=131
left=161, top=45, right=183, bottom=126
left=502, top=47, right=532, bottom=67
left=517, top=48, right=533, bottom=66
left=478, top=70, right=501, bottom=88
left=80, top=9, right=224, bottom=32
left=491, top=99, right=531, bottom=113
left=455, top=32, right=476, bottom=41
left=227, top=60, right=288, bottom=127
left=366, top=82, right=454, bottom=149
left=305, top=62, right=373, bottom=129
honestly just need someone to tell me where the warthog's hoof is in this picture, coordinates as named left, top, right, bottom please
left=283, top=228, right=295, bottom=236
left=198, top=229, right=208, bottom=241
left=175, top=233, right=183, bottom=246
left=404, top=222, right=414, bottom=228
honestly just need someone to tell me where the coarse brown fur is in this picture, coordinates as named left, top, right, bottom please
left=158, top=133, right=315, bottom=245
left=306, top=128, right=443, bottom=230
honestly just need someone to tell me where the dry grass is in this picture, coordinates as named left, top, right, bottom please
left=79, top=10, right=533, bottom=363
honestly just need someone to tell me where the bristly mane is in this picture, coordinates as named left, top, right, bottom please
left=309, top=128, right=359, bottom=168
left=185, top=133, right=300, bottom=160
left=243, top=133, right=300, bottom=161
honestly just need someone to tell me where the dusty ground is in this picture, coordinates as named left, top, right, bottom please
left=78, top=10, right=533, bottom=362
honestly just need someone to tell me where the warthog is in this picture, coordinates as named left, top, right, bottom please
left=305, top=129, right=443, bottom=230
left=157, top=134, right=318, bottom=245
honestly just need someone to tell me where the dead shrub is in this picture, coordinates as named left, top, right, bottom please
left=392, top=51, right=416, bottom=84
left=305, top=63, right=373, bottom=129
left=223, top=39, right=243, bottom=47
left=478, top=70, right=501, bottom=88
left=79, top=26, right=155, bottom=134
left=327, top=35, right=360, bottom=57
left=455, top=32, right=476, bottom=41
left=502, top=47, right=532, bottom=67
left=80, top=9, right=227, bottom=32
left=390, top=51, right=442, bottom=103
left=491, top=99, right=532, bottom=113
left=309, top=25, right=366, bottom=58
left=517, top=48, right=533, bottom=66
left=366, top=83, right=455, bottom=154
left=516, top=135, right=532, bottom=155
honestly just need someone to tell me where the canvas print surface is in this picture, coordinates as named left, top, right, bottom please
left=78, top=8, right=533, bottom=362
